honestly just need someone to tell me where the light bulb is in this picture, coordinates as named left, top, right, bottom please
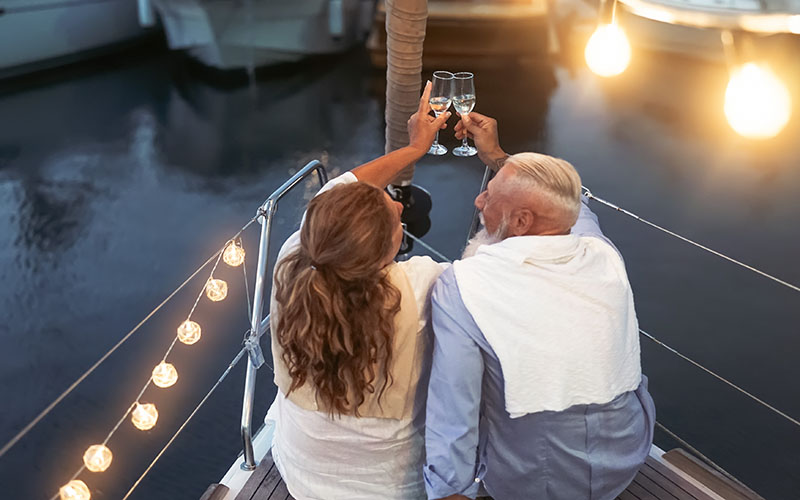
left=789, top=15, right=800, bottom=34
left=724, top=62, right=791, bottom=139
left=205, top=278, right=228, bottom=302
left=152, top=362, right=178, bottom=388
left=177, top=320, right=201, bottom=345
left=82, top=444, right=112, bottom=472
left=131, top=402, right=158, bottom=431
left=59, top=479, right=91, bottom=500
left=223, top=241, right=246, bottom=267
left=585, top=23, right=631, bottom=77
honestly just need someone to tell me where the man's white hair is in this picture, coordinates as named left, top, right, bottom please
left=504, top=152, right=582, bottom=229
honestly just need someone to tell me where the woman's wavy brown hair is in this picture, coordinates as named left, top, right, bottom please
left=274, top=182, right=401, bottom=416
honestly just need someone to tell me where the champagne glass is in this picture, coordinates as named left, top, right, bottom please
left=452, top=72, right=477, bottom=157
left=428, top=71, right=454, bottom=156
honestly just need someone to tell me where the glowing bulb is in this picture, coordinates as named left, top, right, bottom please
left=131, top=402, right=158, bottom=431
left=152, top=362, right=178, bottom=388
left=223, top=241, right=246, bottom=267
left=585, top=23, right=631, bottom=77
left=177, top=320, right=201, bottom=345
left=789, top=15, right=800, bottom=34
left=82, top=444, right=112, bottom=472
left=725, top=63, right=791, bottom=139
left=205, top=278, right=228, bottom=302
left=59, top=479, right=91, bottom=500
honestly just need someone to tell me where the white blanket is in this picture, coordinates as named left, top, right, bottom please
left=453, top=234, right=642, bottom=418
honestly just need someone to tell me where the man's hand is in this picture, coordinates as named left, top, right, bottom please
left=436, top=495, right=471, bottom=500
left=408, top=81, right=451, bottom=156
left=454, top=112, right=508, bottom=170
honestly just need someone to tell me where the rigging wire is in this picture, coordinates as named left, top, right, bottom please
left=0, top=216, right=260, bottom=462
left=582, top=187, right=800, bottom=294
left=402, top=230, right=451, bottom=262
left=640, top=328, right=800, bottom=428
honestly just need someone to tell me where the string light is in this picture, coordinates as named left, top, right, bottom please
left=59, top=479, right=91, bottom=500
left=45, top=228, right=254, bottom=500
left=152, top=362, right=178, bottom=388
left=177, top=320, right=201, bottom=345
left=82, top=444, right=113, bottom=472
left=724, top=62, right=791, bottom=139
left=223, top=241, right=246, bottom=267
left=205, top=278, right=228, bottom=302
left=131, top=403, right=158, bottom=431
left=585, top=23, right=631, bottom=77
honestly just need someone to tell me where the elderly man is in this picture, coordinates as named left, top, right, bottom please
left=423, top=113, right=655, bottom=500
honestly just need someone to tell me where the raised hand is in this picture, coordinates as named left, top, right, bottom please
left=454, top=112, right=508, bottom=170
left=408, top=81, right=452, bottom=155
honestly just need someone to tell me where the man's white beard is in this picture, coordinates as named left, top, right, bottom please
left=461, top=227, right=500, bottom=259
left=462, top=214, right=507, bottom=259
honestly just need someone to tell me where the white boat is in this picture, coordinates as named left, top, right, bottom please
left=151, top=0, right=376, bottom=70
left=0, top=0, right=155, bottom=78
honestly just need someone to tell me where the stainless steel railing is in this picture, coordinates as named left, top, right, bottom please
left=240, top=160, right=328, bottom=470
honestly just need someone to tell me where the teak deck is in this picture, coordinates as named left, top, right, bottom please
left=202, top=447, right=763, bottom=500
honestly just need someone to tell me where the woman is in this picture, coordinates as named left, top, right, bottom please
left=267, top=83, right=451, bottom=499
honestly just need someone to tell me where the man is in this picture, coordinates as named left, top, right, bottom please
left=423, top=112, right=655, bottom=500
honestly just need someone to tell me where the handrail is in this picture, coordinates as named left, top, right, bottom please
left=239, top=160, right=328, bottom=470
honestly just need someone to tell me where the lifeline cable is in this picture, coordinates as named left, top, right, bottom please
left=582, top=187, right=800, bottom=294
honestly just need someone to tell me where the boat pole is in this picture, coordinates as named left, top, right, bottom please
left=240, top=199, right=274, bottom=471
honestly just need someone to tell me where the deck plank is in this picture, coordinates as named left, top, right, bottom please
left=233, top=459, right=274, bottom=500
left=618, top=488, right=642, bottom=500
left=245, top=452, right=293, bottom=500
left=267, top=480, right=292, bottom=500
left=639, top=462, right=700, bottom=500
left=627, top=479, right=665, bottom=500
left=646, top=453, right=723, bottom=499
left=663, top=449, right=764, bottom=500
left=235, top=455, right=283, bottom=500
left=634, top=468, right=682, bottom=500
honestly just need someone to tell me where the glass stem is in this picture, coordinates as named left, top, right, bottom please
left=462, top=136, right=469, bottom=149
left=434, top=129, right=440, bottom=146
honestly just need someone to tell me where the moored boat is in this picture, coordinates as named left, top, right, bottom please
left=0, top=0, right=156, bottom=79
left=151, top=0, right=376, bottom=70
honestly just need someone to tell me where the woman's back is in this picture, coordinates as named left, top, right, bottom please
left=267, top=173, right=446, bottom=499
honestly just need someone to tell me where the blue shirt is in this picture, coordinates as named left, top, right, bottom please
left=423, top=200, right=656, bottom=500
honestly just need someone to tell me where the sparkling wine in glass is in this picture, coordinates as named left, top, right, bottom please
left=452, top=72, right=477, bottom=157
left=428, top=71, right=454, bottom=156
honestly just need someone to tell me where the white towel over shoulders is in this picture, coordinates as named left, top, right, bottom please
left=453, top=234, right=642, bottom=418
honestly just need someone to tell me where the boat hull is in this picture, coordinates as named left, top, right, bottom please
left=152, top=0, right=375, bottom=70
left=0, top=0, right=153, bottom=78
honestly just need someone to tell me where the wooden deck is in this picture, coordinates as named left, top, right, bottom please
left=202, top=448, right=761, bottom=500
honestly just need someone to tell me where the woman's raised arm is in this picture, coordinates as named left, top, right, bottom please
left=352, top=81, right=451, bottom=188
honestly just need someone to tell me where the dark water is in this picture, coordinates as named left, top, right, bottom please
left=1, top=39, right=799, bottom=499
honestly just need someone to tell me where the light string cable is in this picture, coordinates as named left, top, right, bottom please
left=120, top=341, right=250, bottom=500
left=0, top=214, right=262, bottom=462
left=48, top=225, right=257, bottom=499
left=581, top=186, right=800, bottom=293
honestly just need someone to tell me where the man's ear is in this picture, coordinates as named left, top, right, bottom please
left=508, top=208, right=535, bottom=237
